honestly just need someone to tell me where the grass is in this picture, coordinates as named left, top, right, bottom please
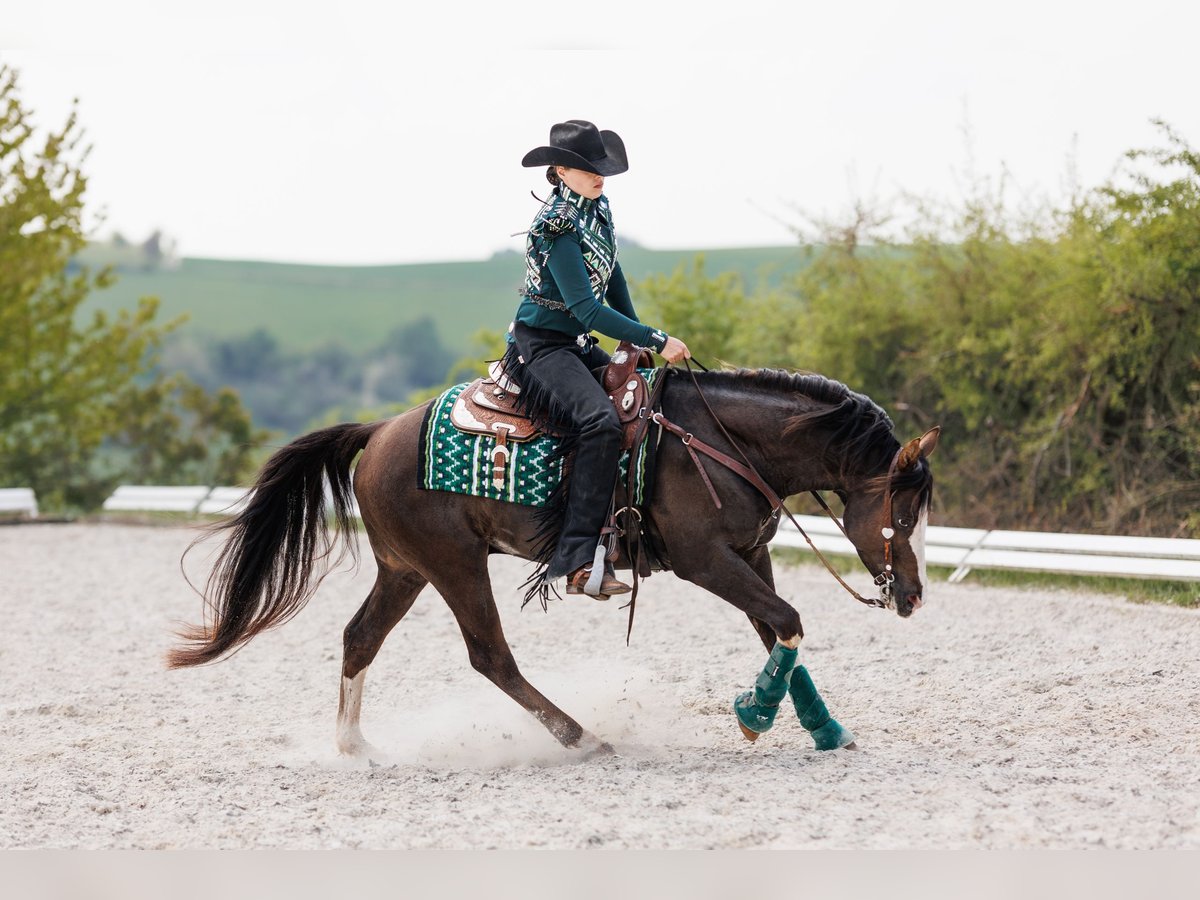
left=770, top=547, right=1200, bottom=609
left=77, top=245, right=807, bottom=356
left=943, top=566, right=1199, bottom=608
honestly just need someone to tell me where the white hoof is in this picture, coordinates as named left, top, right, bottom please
left=574, top=731, right=616, bottom=759
left=336, top=724, right=380, bottom=759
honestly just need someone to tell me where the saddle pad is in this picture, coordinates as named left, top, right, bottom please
left=418, top=371, right=663, bottom=508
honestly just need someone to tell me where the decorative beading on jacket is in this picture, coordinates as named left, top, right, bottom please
left=522, top=186, right=617, bottom=306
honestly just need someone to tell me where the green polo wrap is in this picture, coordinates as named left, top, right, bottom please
left=733, top=642, right=798, bottom=735
left=789, top=665, right=856, bottom=751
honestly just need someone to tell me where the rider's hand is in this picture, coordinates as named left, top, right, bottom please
left=660, top=336, right=691, bottom=364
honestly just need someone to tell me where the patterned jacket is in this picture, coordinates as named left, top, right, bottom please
left=511, top=184, right=668, bottom=351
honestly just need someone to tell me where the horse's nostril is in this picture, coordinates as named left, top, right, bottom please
left=909, top=595, right=923, bottom=610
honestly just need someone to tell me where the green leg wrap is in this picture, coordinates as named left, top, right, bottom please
left=734, top=642, right=798, bottom=736
left=789, top=665, right=856, bottom=751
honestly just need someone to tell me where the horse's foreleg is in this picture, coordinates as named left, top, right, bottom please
left=743, top=546, right=857, bottom=751
left=670, top=545, right=799, bottom=739
left=789, top=663, right=856, bottom=751
left=337, top=564, right=428, bottom=757
left=743, top=547, right=782, bottom=652
left=678, top=544, right=853, bottom=749
left=429, top=558, right=611, bottom=757
left=733, top=641, right=798, bottom=740
left=674, top=543, right=803, bottom=645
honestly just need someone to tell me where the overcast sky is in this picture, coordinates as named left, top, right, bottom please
left=5, top=1, right=1197, bottom=265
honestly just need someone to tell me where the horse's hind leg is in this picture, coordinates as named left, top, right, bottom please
left=337, top=562, right=428, bottom=756
left=426, top=555, right=610, bottom=756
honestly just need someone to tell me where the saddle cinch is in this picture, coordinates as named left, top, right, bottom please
left=450, top=341, right=655, bottom=490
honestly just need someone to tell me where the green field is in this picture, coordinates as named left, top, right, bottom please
left=77, top=245, right=807, bottom=356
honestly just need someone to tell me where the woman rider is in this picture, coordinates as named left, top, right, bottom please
left=505, top=119, right=690, bottom=598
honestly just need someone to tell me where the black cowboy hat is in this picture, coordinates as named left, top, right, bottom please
left=521, top=120, right=628, bottom=176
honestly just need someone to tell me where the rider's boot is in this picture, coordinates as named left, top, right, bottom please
left=565, top=562, right=631, bottom=598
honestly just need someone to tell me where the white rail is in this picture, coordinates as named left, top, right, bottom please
left=78, top=487, right=1200, bottom=584
left=770, top=515, right=1200, bottom=583
left=101, top=485, right=211, bottom=513
left=0, top=488, right=39, bottom=518
left=100, top=484, right=359, bottom=518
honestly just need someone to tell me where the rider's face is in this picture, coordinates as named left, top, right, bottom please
left=556, top=166, right=605, bottom=200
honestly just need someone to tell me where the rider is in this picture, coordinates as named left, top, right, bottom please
left=505, top=119, right=690, bottom=598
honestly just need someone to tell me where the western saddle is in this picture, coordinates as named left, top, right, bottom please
left=450, top=341, right=654, bottom=490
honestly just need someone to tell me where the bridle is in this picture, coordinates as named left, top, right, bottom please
left=647, top=361, right=905, bottom=610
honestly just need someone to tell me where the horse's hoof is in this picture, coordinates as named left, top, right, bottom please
left=738, top=721, right=760, bottom=743
left=580, top=742, right=614, bottom=761
left=810, top=718, right=856, bottom=751
left=339, top=742, right=383, bottom=761
left=842, top=741, right=859, bottom=751
left=575, top=732, right=615, bottom=759
left=336, top=729, right=380, bottom=759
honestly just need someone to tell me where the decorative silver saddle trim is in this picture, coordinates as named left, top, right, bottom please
left=449, top=394, right=488, bottom=431
left=472, top=388, right=516, bottom=413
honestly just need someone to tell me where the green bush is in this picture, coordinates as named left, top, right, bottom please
left=0, top=65, right=264, bottom=511
left=640, top=123, right=1200, bottom=538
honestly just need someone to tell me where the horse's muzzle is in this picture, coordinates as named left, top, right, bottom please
left=896, top=593, right=923, bottom=617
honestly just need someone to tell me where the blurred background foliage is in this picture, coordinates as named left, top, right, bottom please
left=0, top=65, right=266, bottom=511
left=2, top=61, right=1197, bottom=536
left=637, top=121, right=1200, bottom=537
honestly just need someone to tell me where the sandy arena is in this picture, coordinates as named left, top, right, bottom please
left=1, top=523, right=1198, bottom=849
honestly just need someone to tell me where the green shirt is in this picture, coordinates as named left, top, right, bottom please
left=512, top=185, right=668, bottom=351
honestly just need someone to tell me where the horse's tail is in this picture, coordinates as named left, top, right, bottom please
left=168, top=420, right=385, bottom=669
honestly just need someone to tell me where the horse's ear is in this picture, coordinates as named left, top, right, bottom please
left=897, top=437, right=922, bottom=470
left=897, top=426, right=941, bottom=470
left=919, top=426, right=940, bottom=459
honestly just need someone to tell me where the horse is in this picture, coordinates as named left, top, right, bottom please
left=169, top=367, right=939, bottom=757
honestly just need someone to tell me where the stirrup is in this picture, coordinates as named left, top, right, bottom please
left=565, top=564, right=631, bottom=599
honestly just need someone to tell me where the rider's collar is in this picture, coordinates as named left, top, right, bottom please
left=557, top=184, right=605, bottom=210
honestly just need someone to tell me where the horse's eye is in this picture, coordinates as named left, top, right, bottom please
left=897, top=517, right=912, bottom=529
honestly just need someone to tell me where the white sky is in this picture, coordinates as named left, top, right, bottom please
left=4, top=0, right=1197, bottom=265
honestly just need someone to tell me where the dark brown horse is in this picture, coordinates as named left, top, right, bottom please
left=170, top=368, right=938, bottom=756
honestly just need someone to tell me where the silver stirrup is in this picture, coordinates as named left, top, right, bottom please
left=583, top=543, right=608, bottom=596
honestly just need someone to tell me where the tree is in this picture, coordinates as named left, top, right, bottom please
left=0, top=64, right=264, bottom=510
left=634, top=124, right=1200, bottom=537
left=110, top=377, right=263, bottom=487
left=637, top=256, right=793, bottom=367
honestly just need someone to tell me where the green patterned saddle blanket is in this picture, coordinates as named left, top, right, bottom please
left=418, top=372, right=661, bottom=508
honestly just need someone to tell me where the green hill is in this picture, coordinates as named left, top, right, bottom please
left=72, top=244, right=809, bottom=436
left=78, top=245, right=807, bottom=356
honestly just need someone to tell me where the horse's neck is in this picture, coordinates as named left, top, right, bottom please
left=671, top=383, right=850, bottom=497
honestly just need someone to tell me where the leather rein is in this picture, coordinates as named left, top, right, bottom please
left=638, top=360, right=900, bottom=611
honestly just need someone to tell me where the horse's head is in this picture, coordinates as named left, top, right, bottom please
left=842, top=427, right=940, bottom=618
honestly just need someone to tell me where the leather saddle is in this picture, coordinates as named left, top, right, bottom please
left=450, top=341, right=654, bottom=490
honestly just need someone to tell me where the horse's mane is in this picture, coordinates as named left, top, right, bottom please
left=693, top=368, right=932, bottom=505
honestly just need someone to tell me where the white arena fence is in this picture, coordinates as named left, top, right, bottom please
left=5, top=484, right=1181, bottom=584
left=0, top=487, right=39, bottom=518
left=101, top=485, right=212, bottom=513
left=100, top=485, right=360, bottom=518
left=773, top=515, right=1200, bottom=583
